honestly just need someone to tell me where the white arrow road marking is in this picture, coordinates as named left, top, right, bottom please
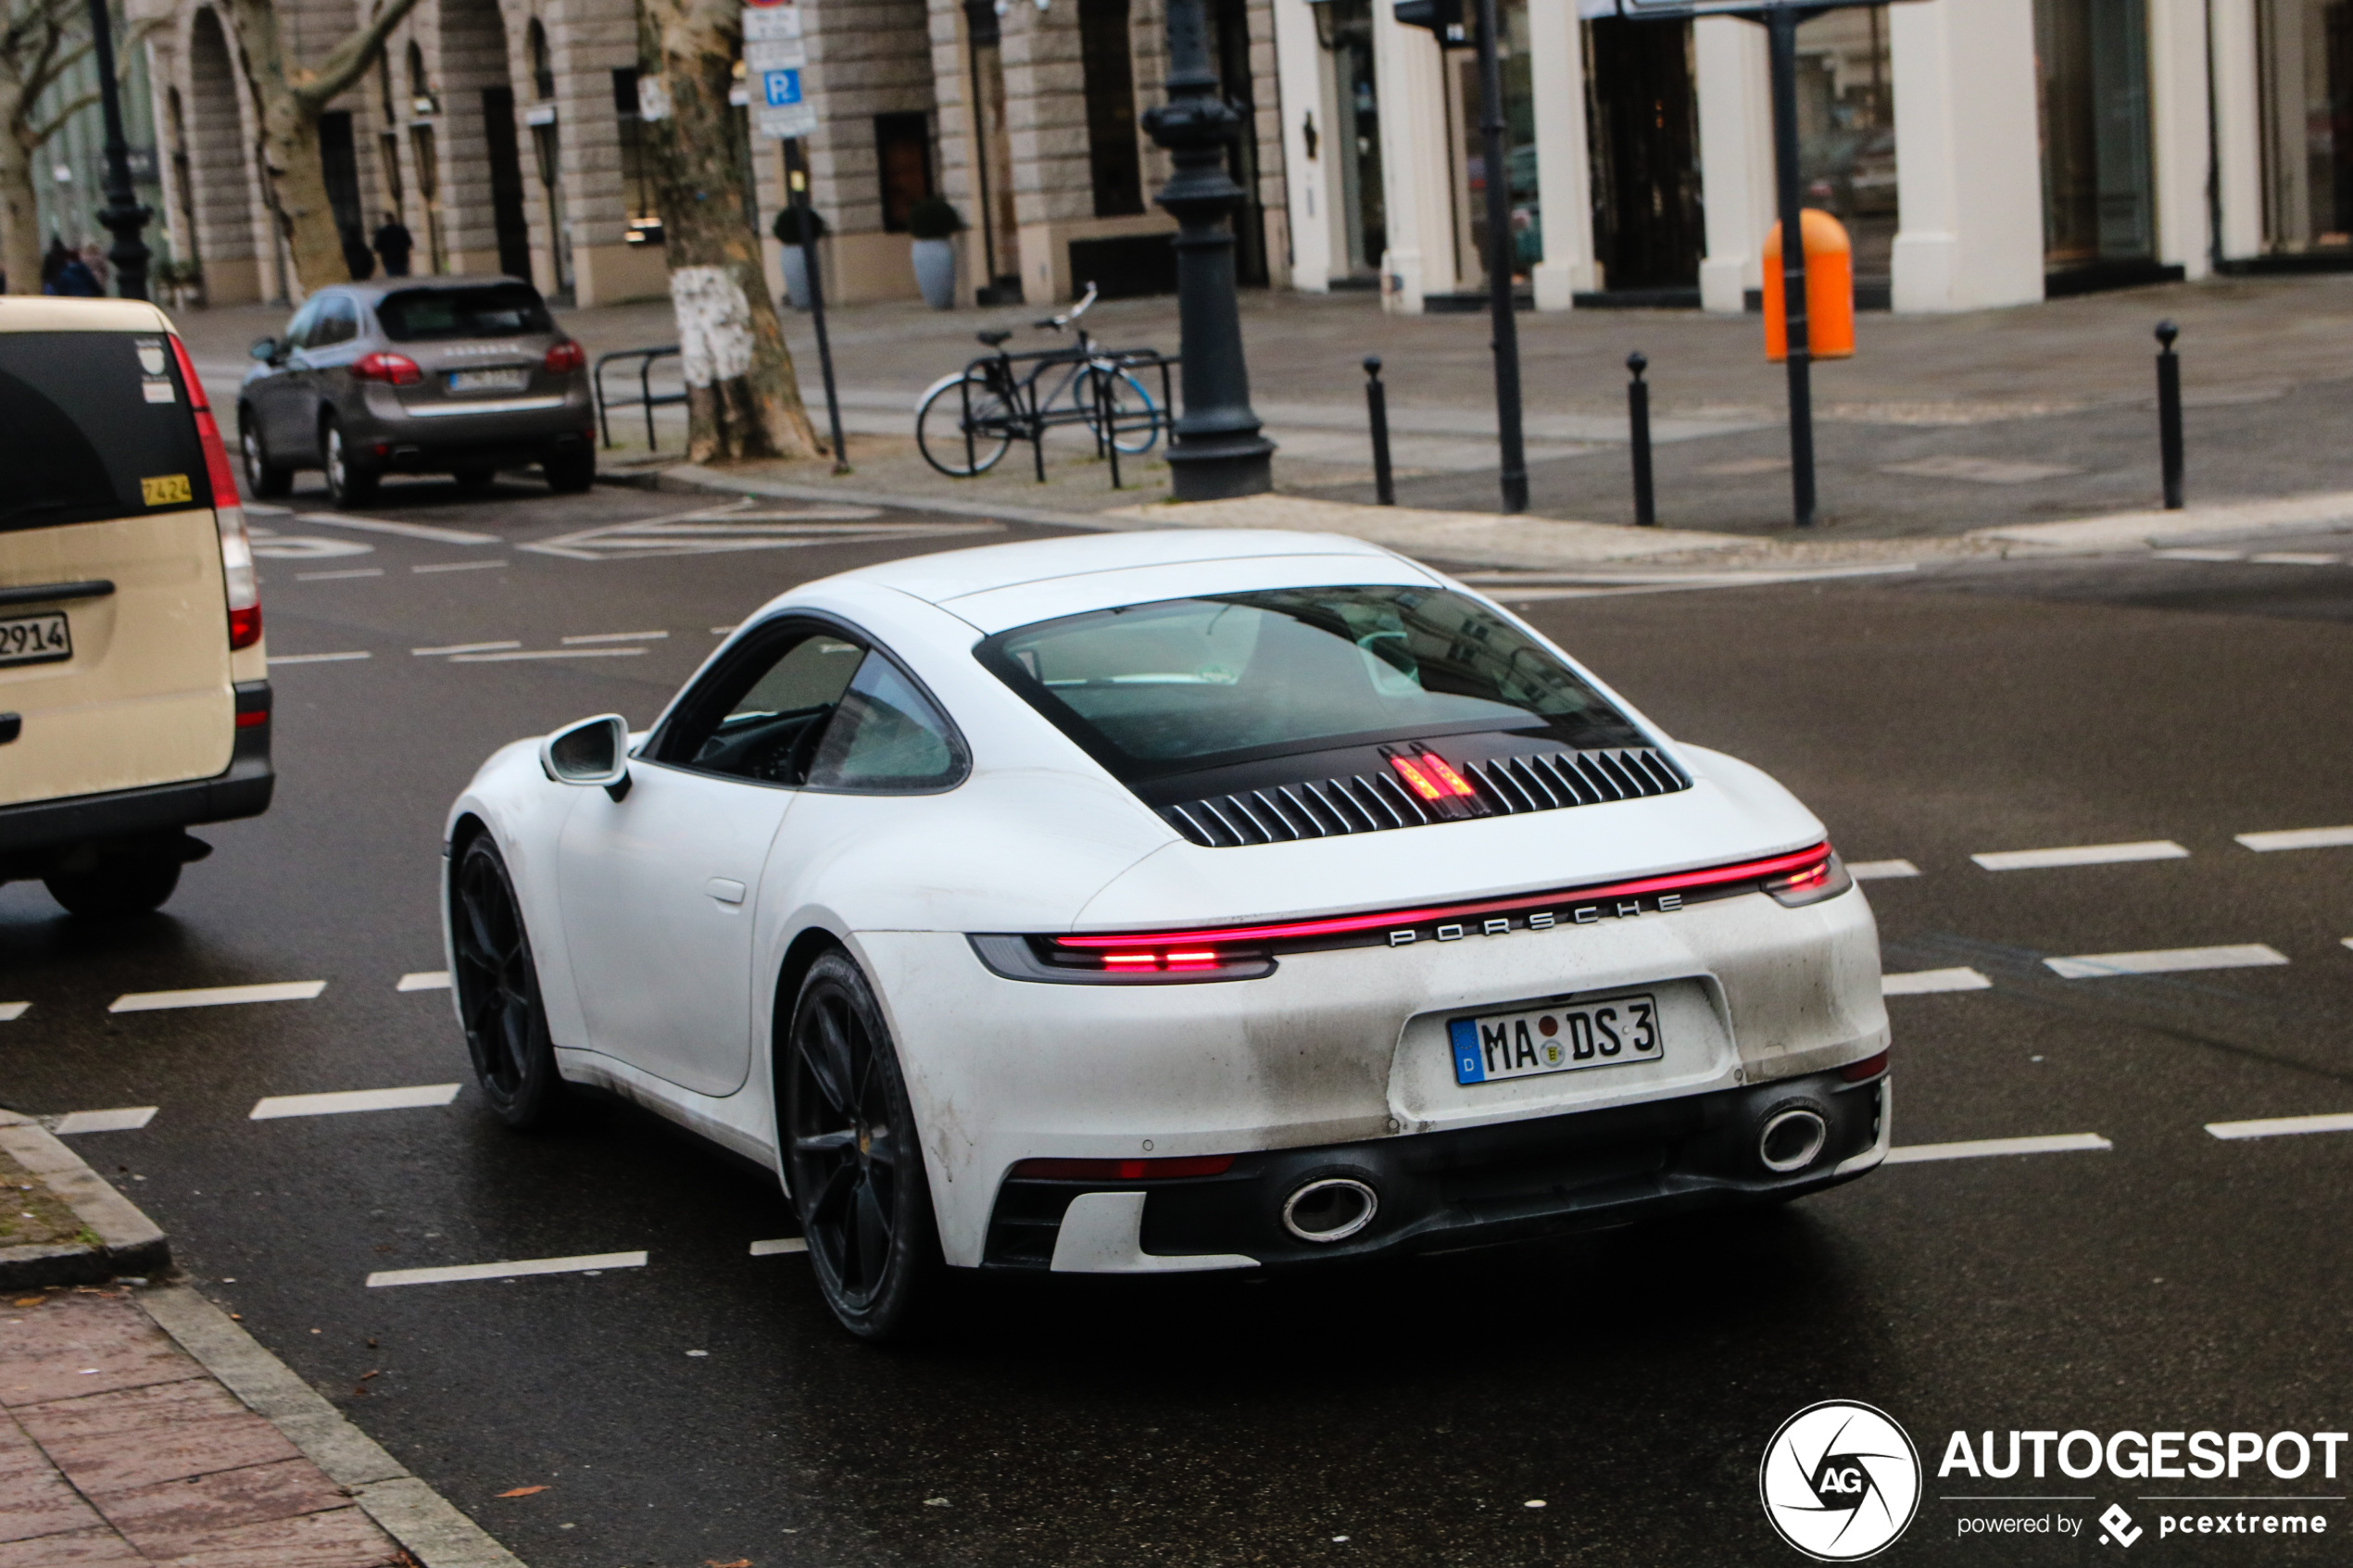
left=521, top=503, right=995, bottom=560
left=1885, top=1133, right=2113, bottom=1164
left=250, top=1085, right=461, bottom=1120
left=2207, top=1112, right=2353, bottom=1140
left=52, top=1108, right=157, bottom=1135
left=749, top=1238, right=808, bottom=1257
left=396, top=971, right=451, bottom=992
left=1881, top=968, right=1992, bottom=996
left=110, top=981, right=327, bottom=1012
left=296, top=513, right=500, bottom=546
left=2235, top=826, right=2353, bottom=851
left=1972, top=841, right=2189, bottom=871
left=368, top=1251, right=648, bottom=1287
left=2044, top=945, right=2288, bottom=980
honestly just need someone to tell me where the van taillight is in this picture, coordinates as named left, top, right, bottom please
left=170, top=335, right=262, bottom=651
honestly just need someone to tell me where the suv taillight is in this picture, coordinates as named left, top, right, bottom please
left=352, top=351, right=422, bottom=385
left=169, top=335, right=262, bottom=651
left=544, top=339, right=585, bottom=374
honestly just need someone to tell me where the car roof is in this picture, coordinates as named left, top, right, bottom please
left=0, top=296, right=176, bottom=334
left=318, top=275, right=534, bottom=304
left=837, top=528, right=1408, bottom=606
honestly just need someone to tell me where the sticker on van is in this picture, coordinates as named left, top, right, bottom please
left=140, top=473, right=194, bottom=507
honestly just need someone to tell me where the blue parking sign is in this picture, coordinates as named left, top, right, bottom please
left=762, top=68, right=800, bottom=107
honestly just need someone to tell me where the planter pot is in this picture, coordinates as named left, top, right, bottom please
left=780, top=245, right=811, bottom=311
left=912, top=237, right=958, bottom=310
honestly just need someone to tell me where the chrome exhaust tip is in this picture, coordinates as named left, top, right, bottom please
left=1758, top=1107, right=1830, bottom=1173
left=1281, top=1177, right=1378, bottom=1243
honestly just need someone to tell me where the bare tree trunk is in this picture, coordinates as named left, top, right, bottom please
left=0, top=82, right=37, bottom=292
left=638, top=0, right=818, bottom=462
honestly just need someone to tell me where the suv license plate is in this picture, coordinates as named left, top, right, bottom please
left=0, top=611, right=70, bottom=668
left=1449, top=993, right=1663, bottom=1085
left=447, top=369, right=529, bottom=393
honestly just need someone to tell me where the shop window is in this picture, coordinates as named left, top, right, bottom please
left=875, top=112, right=933, bottom=232
left=2258, top=0, right=2353, bottom=251
left=613, top=67, right=662, bottom=245
left=2034, top=0, right=2156, bottom=270
left=1794, top=6, right=1895, bottom=282
left=1080, top=0, right=1144, bottom=218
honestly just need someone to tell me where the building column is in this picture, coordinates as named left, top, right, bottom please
left=2210, top=0, right=2262, bottom=260
left=2148, top=0, right=2213, bottom=278
left=1376, top=9, right=1453, bottom=311
left=1693, top=14, right=1772, bottom=314
left=1272, top=0, right=1332, bottom=292
left=1888, top=0, right=2043, bottom=312
left=1525, top=0, right=1592, bottom=308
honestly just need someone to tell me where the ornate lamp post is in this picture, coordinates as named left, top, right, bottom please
left=85, top=0, right=152, bottom=300
left=1142, top=0, right=1274, bottom=501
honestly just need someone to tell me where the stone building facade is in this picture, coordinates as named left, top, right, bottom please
left=130, top=0, right=1289, bottom=309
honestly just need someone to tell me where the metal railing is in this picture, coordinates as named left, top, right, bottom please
left=594, top=346, right=687, bottom=451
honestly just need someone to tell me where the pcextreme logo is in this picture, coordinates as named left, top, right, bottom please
left=1760, top=1401, right=1924, bottom=1561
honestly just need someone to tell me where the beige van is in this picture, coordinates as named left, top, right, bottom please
left=0, top=298, right=271, bottom=916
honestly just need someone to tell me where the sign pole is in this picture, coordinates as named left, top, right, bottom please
left=1766, top=2, right=1816, bottom=527
left=1475, top=0, right=1529, bottom=513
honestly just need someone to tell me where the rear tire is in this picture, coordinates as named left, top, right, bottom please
left=915, top=372, right=1015, bottom=478
left=44, top=857, right=181, bottom=918
left=239, top=417, right=293, bottom=498
left=321, top=419, right=380, bottom=508
left=450, top=837, right=564, bottom=1129
left=542, top=445, right=596, bottom=494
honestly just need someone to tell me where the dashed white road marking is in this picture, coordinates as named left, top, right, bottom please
left=2249, top=552, right=2339, bottom=566
left=267, top=651, right=371, bottom=666
left=412, top=560, right=508, bottom=574
left=2153, top=548, right=2244, bottom=562
left=397, top=971, right=451, bottom=992
left=749, top=1237, right=808, bottom=1257
left=1849, top=859, right=1919, bottom=881
left=52, top=1108, right=157, bottom=1135
left=562, top=631, right=668, bottom=645
left=1885, top=1133, right=2113, bottom=1164
left=367, top=1250, right=648, bottom=1288
left=0, top=1003, right=26, bottom=1022
left=295, top=569, right=384, bottom=582
left=2044, top=944, right=2289, bottom=980
left=447, top=647, right=647, bottom=663
left=250, top=1085, right=461, bottom=1120
left=2235, top=826, right=2353, bottom=852
left=109, top=981, right=327, bottom=1012
left=413, top=641, right=521, bottom=657
left=2206, top=1111, right=2353, bottom=1141
left=1882, top=967, right=1992, bottom=996
left=709, top=625, right=737, bottom=635
left=296, top=513, right=499, bottom=546
left=1971, top=841, right=2189, bottom=872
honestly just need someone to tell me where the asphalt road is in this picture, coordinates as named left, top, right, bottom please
left=4, top=473, right=2350, bottom=1568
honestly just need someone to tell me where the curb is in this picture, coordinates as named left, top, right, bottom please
left=138, top=1284, right=526, bottom=1568
left=0, top=1110, right=168, bottom=1287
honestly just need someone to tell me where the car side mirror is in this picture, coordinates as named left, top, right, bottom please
left=539, top=714, right=632, bottom=800
left=250, top=337, right=281, bottom=363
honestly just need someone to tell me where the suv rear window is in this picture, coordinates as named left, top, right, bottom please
left=976, top=585, right=1646, bottom=781
left=375, top=285, right=553, bottom=342
left=0, top=332, right=213, bottom=533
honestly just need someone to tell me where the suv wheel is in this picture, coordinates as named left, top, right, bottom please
left=239, top=417, right=293, bottom=498
left=45, top=856, right=181, bottom=918
left=321, top=418, right=380, bottom=508
left=543, top=445, right=596, bottom=494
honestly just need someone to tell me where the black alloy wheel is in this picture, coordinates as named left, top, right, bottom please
left=784, top=951, right=938, bottom=1340
left=451, top=836, right=562, bottom=1128
left=44, top=856, right=180, bottom=918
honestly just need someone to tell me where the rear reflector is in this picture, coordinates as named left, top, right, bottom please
left=1010, top=1155, right=1235, bottom=1180
left=234, top=708, right=268, bottom=729
left=1840, top=1050, right=1889, bottom=1083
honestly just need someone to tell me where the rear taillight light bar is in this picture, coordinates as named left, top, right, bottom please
left=1009, top=1155, right=1235, bottom=1180
left=352, top=351, right=422, bottom=385
left=169, top=335, right=262, bottom=651
left=1385, top=746, right=1488, bottom=821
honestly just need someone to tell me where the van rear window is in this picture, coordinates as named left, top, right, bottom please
left=0, top=332, right=213, bottom=534
left=376, top=285, right=552, bottom=342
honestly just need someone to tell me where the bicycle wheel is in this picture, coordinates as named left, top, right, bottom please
left=916, top=371, right=1016, bottom=477
left=1082, top=368, right=1162, bottom=456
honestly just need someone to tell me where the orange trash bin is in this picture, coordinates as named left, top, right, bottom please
left=1763, top=209, right=1855, bottom=363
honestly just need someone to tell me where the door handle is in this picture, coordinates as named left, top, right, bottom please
left=705, top=878, right=747, bottom=906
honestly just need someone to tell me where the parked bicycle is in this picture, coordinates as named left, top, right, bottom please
left=914, top=284, right=1174, bottom=483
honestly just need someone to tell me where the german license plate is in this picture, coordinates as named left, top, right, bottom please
left=447, top=369, right=528, bottom=394
left=1449, top=993, right=1663, bottom=1085
left=0, top=612, right=70, bottom=668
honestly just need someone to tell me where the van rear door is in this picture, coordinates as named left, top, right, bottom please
left=0, top=328, right=235, bottom=807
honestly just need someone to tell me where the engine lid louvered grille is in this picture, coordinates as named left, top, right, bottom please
left=1162, top=746, right=1692, bottom=848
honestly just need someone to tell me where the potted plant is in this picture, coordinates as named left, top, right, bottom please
left=772, top=205, right=827, bottom=310
left=907, top=196, right=964, bottom=310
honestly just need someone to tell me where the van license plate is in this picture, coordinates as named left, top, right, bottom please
left=1449, top=994, right=1663, bottom=1085
left=0, top=612, right=70, bottom=669
left=447, top=369, right=528, bottom=393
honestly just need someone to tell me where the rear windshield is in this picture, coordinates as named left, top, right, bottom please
left=0, top=332, right=212, bottom=533
left=976, top=585, right=1647, bottom=781
left=376, top=284, right=552, bottom=342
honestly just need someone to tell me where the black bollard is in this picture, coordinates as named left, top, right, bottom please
left=1627, top=352, right=1656, bottom=527
left=1365, top=356, right=1396, bottom=507
left=2156, top=320, right=2183, bottom=510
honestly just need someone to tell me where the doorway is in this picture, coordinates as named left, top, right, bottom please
left=1583, top=17, right=1702, bottom=294
left=1324, top=0, right=1386, bottom=281
left=1443, top=0, right=1540, bottom=294
left=2034, top=0, right=2157, bottom=275
left=2257, top=0, right=2353, bottom=252
left=318, top=110, right=365, bottom=275
left=482, top=87, right=535, bottom=280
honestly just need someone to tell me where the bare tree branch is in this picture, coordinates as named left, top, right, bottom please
left=26, top=86, right=93, bottom=145
left=292, top=0, right=426, bottom=112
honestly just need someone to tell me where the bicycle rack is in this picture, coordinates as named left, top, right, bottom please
left=594, top=345, right=688, bottom=452
left=950, top=345, right=1180, bottom=488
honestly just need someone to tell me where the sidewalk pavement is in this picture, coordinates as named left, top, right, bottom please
left=164, top=270, right=2353, bottom=540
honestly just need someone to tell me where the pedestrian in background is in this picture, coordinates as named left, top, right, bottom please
left=373, top=213, right=413, bottom=278
left=44, top=246, right=100, bottom=296
left=342, top=225, right=377, bottom=281
left=80, top=243, right=109, bottom=292
left=39, top=238, right=70, bottom=291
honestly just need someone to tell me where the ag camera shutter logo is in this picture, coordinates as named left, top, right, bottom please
left=1760, top=1400, right=1922, bottom=1561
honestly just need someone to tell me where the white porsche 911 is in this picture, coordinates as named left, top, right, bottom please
left=444, top=529, right=1889, bottom=1338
